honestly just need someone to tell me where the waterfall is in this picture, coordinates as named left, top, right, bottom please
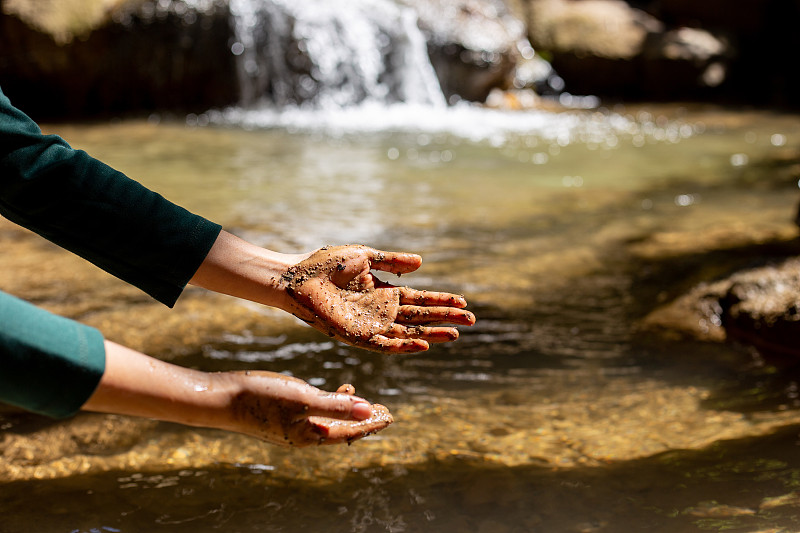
left=214, top=0, right=628, bottom=144
left=228, top=0, right=446, bottom=109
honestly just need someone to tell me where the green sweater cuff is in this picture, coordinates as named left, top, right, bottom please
left=0, top=291, right=106, bottom=418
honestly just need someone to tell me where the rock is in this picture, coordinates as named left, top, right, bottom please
left=0, top=0, right=239, bottom=119
left=527, top=0, right=662, bottom=60
left=1, top=0, right=129, bottom=44
left=640, top=26, right=731, bottom=98
left=721, top=263, right=800, bottom=357
left=643, top=258, right=800, bottom=358
left=400, top=0, right=529, bottom=103
left=523, top=0, right=733, bottom=100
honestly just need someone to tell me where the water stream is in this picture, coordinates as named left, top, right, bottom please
left=1, top=102, right=799, bottom=532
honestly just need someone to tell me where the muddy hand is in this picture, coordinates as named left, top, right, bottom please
left=280, top=245, right=476, bottom=353
left=229, top=372, right=393, bottom=447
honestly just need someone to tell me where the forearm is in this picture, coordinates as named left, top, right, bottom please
left=188, top=230, right=305, bottom=312
left=82, top=340, right=387, bottom=446
left=1, top=87, right=222, bottom=306
left=83, top=340, right=239, bottom=431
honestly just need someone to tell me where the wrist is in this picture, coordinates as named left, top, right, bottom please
left=190, top=230, right=306, bottom=311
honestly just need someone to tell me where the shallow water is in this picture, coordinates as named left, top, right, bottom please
left=3, top=103, right=800, bottom=532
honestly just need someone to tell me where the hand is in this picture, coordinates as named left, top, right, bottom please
left=227, top=373, right=393, bottom=447
left=85, top=342, right=392, bottom=448
left=279, top=245, right=476, bottom=353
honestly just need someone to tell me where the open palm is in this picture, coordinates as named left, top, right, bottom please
left=280, top=245, right=475, bottom=352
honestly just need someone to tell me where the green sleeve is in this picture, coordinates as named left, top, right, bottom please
left=0, top=291, right=105, bottom=418
left=0, top=86, right=222, bottom=307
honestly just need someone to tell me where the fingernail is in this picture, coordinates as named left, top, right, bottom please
left=352, top=401, right=372, bottom=420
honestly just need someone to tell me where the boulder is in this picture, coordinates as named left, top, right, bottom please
left=721, top=263, right=800, bottom=357
left=523, top=0, right=732, bottom=101
left=0, top=0, right=239, bottom=119
left=643, top=257, right=800, bottom=358
left=396, top=0, right=531, bottom=103
left=640, top=26, right=731, bottom=98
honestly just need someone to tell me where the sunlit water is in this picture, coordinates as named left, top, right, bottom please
left=3, top=103, right=800, bottom=532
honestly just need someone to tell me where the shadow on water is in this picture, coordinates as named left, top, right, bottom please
left=5, top=424, right=800, bottom=533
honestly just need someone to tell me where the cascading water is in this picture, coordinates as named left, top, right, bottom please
left=213, top=0, right=684, bottom=147
left=228, top=0, right=446, bottom=109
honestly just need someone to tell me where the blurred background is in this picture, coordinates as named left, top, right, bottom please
left=2, top=0, right=800, bottom=118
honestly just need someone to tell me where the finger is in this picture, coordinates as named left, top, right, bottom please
left=386, top=323, right=460, bottom=343
left=336, top=383, right=356, bottom=395
left=396, top=305, right=477, bottom=326
left=399, top=287, right=469, bottom=308
left=368, top=249, right=423, bottom=276
left=366, top=335, right=430, bottom=353
left=308, top=404, right=394, bottom=445
left=304, top=392, right=373, bottom=421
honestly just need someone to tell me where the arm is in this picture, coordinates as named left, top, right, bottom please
left=189, top=231, right=476, bottom=353
left=0, top=86, right=221, bottom=307
left=1, top=87, right=473, bottom=351
left=83, top=340, right=392, bottom=447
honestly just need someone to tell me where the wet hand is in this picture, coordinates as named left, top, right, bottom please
left=228, top=372, right=392, bottom=447
left=280, top=245, right=476, bottom=353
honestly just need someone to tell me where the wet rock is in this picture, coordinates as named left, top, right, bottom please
left=721, top=263, right=800, bottom=357
left=399, top=0, right=529, bottom=103
left=643, top=257, right=800, bottom=358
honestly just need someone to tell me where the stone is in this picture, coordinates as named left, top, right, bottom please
left=0, top=0, right=239, bottom=119
left=643, top=257, right=800, bottom=358
left=523, top=0, right=734, bottom=100
left=400, top=0, right=529, bottom=103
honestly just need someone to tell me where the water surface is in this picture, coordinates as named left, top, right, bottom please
left=3, top=103, right=800, bottom=532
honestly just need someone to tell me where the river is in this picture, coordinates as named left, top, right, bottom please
left=1, top=102, right=800, bottom=532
